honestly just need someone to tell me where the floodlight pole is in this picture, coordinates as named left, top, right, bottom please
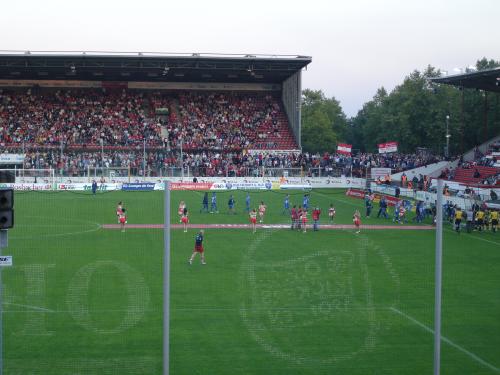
left=163, top=181, right=171, bottom=375
left=445, top=115, right=450, bottom=159
left=143, top=138, right=146, bottom=181
left=100, top=138, right=104, bottom=176
left=434, top=179, right=444, bottom=375
left=180, top=139, right=184, bottom=180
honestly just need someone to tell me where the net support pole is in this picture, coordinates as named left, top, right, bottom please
left=0, top=230, right=8, bottom=375
left=434, top=179, right=444, bottom=375
left=163, top=181, right=171, bottom=375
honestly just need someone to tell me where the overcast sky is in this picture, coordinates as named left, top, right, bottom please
left=1, top=0, right=498, bottom=117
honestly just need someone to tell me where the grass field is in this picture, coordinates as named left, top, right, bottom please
left=3, top=188, right=500, bottom=374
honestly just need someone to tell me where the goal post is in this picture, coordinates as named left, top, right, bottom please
left=87, top=166, right=131, bottom=181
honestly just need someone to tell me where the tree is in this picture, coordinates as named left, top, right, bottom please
left=301, top=89, right=347, bottom=153
left=348, top=60, right=500, bottom=155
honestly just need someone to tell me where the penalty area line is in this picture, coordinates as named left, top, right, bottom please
left=389, top=307, right=500, bottom=374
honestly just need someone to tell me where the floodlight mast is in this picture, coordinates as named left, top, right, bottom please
left=445, top=114, right=451, bottom=158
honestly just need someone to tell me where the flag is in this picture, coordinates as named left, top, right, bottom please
left=337, top=143, right=352, bottom=155
left=378, top=141, right=398, bottom=154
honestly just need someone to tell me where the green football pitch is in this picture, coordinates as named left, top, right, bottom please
left=3, top=188, right=499, bottom=374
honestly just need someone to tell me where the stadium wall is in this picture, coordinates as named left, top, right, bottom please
left=282, top=71, right=302, bottom=148
left=462, top=135, right=500, bottom=162
left=390, top=161, right=456, bottom=181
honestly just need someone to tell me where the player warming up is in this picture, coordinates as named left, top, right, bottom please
left=119, top=208, right=127, bottom=232
left=282, top=194, right=290, bottom=215
left=228, top=194, right=236, bottom=215
left=258, top=201, right=267, bottom=223
left=328, top=204, right=336, bottom=223
left=200, top=192, right=209, bottom=213
left=178, top=201, right=186, bottom=222
left=210, top=192, right=218, bottom=213
left=491, top=210, right=498, bottom=233
left=189, top=230, right=206, bottom=265
left=245, top=192, right=251, bottom=213
left=116, top=201, right=123, bottom=223
left=454, top=207, right=462, bottom=233
left=181, top=208, right=189, bottom=233
left=291, top=205, right=298, bottom=230
left=249, top=209, right=257, bottom=233
left=301, top=208, right=308, bottom=233
left=353, top=209, right=361, bottom=234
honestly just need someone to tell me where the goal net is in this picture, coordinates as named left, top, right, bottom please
left=0, top=168, right=55, bottom=185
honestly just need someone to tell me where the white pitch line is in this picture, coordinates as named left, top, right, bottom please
left=389, top=307, right=500, bottom=374
left=314, top=191, right=359, bottom=207
left=443, top=227, right=500, bottom=246
left=3, top=302, right=54, bottom=313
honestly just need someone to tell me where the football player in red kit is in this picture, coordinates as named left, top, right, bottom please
left=353, top=209, right=361, bottom=233
left=119, top=208, right=127, bottom=232
left=181, top=207, right=189, bottom=232
left=291, top=205, right=298, bottom=230
left=258, top=202, right=267, bottom=223
left=301, top=208, right=308, bottom=233
left=116, top=201, right=123, bottom=223
left=249, top=209, right=257, bottom=233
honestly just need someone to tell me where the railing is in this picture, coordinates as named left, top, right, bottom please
left=7, top=164, right=374, bottom=179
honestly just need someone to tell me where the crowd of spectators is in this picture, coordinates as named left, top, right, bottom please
left=0, top=88, right=157, bottom=147
left=16, top=148, right=446, bottom=178
left=1, top=87, right=449, bottom=178
left=165, top=92, right=288, bottom=150
left=0, top=88, right=292, bottom=151
left=458, top=143, right=500, bottom=169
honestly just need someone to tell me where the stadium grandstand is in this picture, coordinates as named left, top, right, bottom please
left=0, top=51, right=310, bottom=177
left=0, top=51, right=452, bottom=179
left=431, top=69, right=500, bottom=189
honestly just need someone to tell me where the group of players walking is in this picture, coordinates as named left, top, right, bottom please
left=452, top=204, right=499, bottom=233
left=178, top=191, right=361, bottom=239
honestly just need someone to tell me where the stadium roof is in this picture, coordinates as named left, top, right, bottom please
left=0, top=51, right=311, bottom=84
left=431, top=67, right=500, bottom=93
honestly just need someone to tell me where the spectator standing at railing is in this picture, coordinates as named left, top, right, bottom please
left=401, top=172, right=407, bottom=187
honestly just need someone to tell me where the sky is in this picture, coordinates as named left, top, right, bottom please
left=1, top=0, right=499, bottom=117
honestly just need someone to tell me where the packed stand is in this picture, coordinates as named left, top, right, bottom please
left=0, top=88, right=297, bottom=151
left=0, top=88, right=159, bottom=148
left=1, top=88, right=446, bottom=177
